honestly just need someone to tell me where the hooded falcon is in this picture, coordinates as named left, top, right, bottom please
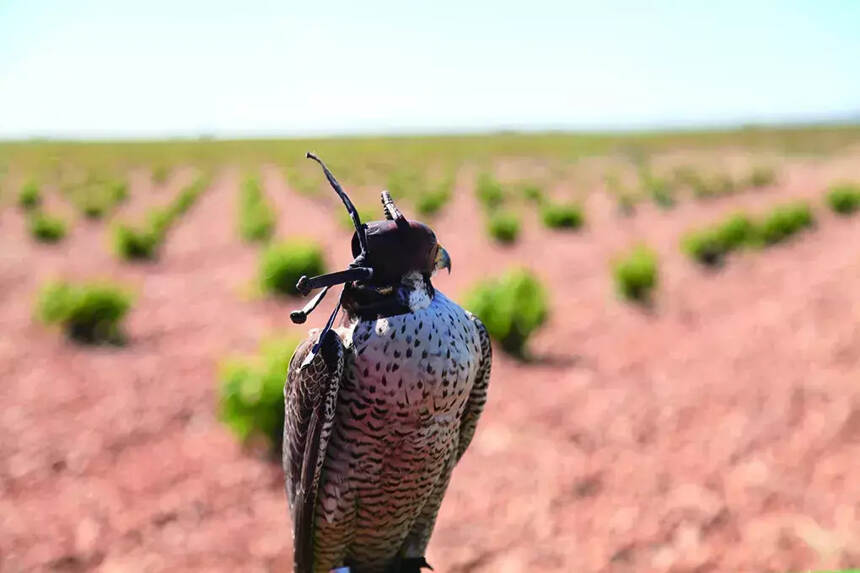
left=283, top=154, right=492, bottom=573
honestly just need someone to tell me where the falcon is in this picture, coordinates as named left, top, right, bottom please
left=283, top=153, right=492, bottom=573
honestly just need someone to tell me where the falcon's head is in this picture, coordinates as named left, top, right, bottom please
left=349, top=196, right=451, bottom=286
left=290, top=153, right=451, bottom=333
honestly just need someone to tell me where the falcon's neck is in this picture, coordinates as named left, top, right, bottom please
left=342, top=271, right=434, bottom=321
left=399, top=271, right=434, bottom=312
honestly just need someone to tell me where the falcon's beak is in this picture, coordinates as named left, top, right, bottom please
left=434, top=245, right=452, bottom=274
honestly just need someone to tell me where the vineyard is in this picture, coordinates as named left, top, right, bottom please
left=1, top=125, right=859, bottom=571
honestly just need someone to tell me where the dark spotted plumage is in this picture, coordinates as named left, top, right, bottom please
left=285, top=277, right=491, bottom=573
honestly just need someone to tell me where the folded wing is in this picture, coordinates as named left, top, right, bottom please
left=284, top=329, right=345, bottom=573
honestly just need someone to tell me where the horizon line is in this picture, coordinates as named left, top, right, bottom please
left=2, top=113, right=859, bottom=145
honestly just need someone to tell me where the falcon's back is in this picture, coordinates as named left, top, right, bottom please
left=285, top=290, right=491, bottom=573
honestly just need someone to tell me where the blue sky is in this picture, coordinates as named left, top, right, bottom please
left=0, top=1, right=858, bottom=138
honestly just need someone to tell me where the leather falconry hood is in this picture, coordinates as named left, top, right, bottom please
left=290, top=153, right=440, bottom=354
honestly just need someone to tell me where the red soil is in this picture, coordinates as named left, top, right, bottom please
left=1, top=156, right=858, bottom=572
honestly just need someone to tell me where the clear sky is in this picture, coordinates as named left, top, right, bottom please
left=0, top=0, right=858, bottom=139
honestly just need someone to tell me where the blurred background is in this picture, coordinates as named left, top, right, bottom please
left=1, top=2, right=859, bottom=572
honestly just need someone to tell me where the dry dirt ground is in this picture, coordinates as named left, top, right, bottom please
left=1, top=155, right=859, bottom=572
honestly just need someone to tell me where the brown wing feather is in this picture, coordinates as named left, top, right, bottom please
left=457, top=315, right=492, bottom=462
left=283, top=329, right=345, bottom=573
